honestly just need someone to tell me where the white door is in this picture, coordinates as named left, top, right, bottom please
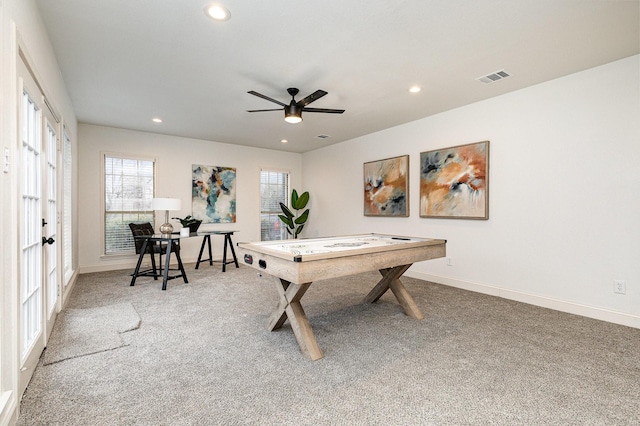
left=43, top=112, right=60, bottom=337
left=18, top=55, right=61, bottom=394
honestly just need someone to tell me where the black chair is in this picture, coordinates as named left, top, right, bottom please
left=128, top=222, right=180, bottom=279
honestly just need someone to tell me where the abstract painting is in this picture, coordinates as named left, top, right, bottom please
left=363, top=155, right=409, bottom=217
left=192, top=164, right=237, bottom=223
left=420, top=141, right=489, bottom=219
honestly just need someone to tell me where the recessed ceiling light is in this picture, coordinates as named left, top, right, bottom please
left=152, top=118, right=162, bottom=123
left=204, top=4, right=231, bottom=21
left=281, top=139, right=288, bottom=144
left=409, top=86, right=421, bottom=93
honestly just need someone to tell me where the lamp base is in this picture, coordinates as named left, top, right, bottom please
left=159, top=222, right=174, bottom=235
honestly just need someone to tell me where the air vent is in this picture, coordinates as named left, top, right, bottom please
left=476, top=70, right=511, bottom=84
left=316, top=134, right=331, bottom=139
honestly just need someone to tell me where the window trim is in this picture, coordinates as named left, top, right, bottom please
left=101, top=151, right=157, bottom=257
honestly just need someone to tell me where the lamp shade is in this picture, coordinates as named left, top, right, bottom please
left=152, top=198, right=182, bottom=211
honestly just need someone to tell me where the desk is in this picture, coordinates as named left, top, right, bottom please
left=237, top=234, right=446, bottom=360
left=131, top=233, right=190, bottom=290
left=195, top=230, right=239, bottom=272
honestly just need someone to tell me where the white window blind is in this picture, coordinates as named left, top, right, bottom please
left=104, top=155, right=154, bottom=254
left=260, top=170, right=289, bottom=241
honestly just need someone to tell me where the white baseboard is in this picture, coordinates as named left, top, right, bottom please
left=61, top=269, right=80, bottom=309
left=80, top=263, right=138, bottom=274
left=406, top=271, right=640, bottom=330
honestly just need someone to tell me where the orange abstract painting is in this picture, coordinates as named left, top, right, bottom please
left=420, top=141, right=489, bottom=219
left=364, top=155, right=409, bottom=217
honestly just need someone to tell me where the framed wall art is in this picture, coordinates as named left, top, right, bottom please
left=363, top=154, right=409, bottom=217
left=192, top=164, right=237, bottom=223
left=419, top=141, right=489, bottom=220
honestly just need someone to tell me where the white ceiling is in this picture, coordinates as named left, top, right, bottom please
left=35, top=0, right=639, bottom=153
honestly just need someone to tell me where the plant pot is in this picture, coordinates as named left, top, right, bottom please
left=188, top=220, right=202, bottom=233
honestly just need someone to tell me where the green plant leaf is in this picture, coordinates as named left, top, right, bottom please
left=279, top=202, right=294, bottom=219
left=291, top=189, right=299, bottom=208
left=294, top=209, right=309, bottom=224
left=278, top=214, right=294, bottom=228
left=293, top=191, right=309, bottom=210
left=172, top=215, right=198, bottom=226
left=294, top=224, right=304, bottom=237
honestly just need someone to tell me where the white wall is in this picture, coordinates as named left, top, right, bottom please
left=78, top=124, right=302, bottom=272
left=302, top=55, right=640, bottom=328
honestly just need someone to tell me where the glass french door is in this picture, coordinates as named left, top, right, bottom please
left=44, top=115, right=59, bottom=334
left=18, top=55, right=60, bottom=394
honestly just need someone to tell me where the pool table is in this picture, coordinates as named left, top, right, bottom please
left=237, top=234, right=446, bottom=360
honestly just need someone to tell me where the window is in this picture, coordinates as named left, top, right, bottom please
left=260, top=170, right=289, bottom=241
left=62, top=129, right=73, bottom=283
left=104, top=154, right=155, bottom=255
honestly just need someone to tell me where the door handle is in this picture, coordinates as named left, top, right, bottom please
left=42, top=237, right=55, bottom=246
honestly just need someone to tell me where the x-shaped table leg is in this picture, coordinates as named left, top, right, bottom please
left=362, top=264, right=424, bottom=320
left=267, top=277, right=323, bottom=361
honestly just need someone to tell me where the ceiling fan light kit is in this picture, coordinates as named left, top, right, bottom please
left=285, top=104, right=303, bottom=123
left=247, top=87, right=345, bottom=124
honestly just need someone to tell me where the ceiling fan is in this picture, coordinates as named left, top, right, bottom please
left=247, top=88, right=345, bottom=124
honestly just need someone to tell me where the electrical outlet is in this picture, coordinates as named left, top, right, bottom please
left=613, top=280, right=626, bottom=295
left=446, top=257, right=453, bottom=266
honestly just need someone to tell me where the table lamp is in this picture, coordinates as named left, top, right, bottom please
left=152, top=197, right=182, bottom=234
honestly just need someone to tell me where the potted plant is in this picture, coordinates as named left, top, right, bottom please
left=279, top=189, right=309, bottom=239
left=172, top=215, right=202, bottom=233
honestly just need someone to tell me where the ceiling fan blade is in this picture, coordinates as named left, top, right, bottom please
left=302, top=107, right=345, bottom=114
left=296, top=90, right=328, bottom=107
left=247, top=91, right=287, bottom=107
left=246, top=108, right=283, bottom=112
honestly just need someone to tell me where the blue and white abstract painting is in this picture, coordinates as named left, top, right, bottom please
left=192, top=164, right=237, bottom=223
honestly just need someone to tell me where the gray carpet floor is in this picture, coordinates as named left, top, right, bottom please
left=42, top=302, right=141, bottom=365
left=18, top=264, right=640, bottom=425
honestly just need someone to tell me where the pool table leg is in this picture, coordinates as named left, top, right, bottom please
left=363, top=264, right=424, bottom=320
left=267, top=277, right=324, bottom=361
